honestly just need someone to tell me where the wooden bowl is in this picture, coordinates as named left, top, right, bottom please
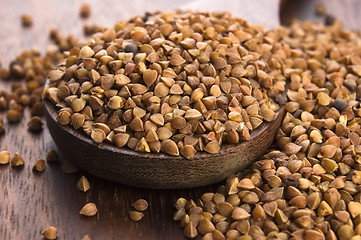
left=44, top=96, right=285, bottom=189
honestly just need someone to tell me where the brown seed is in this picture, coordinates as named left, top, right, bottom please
left=304, top=229, right=324, bottom=240
left=263, top=201, right=277, bottom=217
left=114, top=74, right=131, bottom=87
left=267, top=175, right=282, bottom=188
left=150, top=113, right=164, bottom=127
left=46, top=149, right=59, bottom=163
left=217, top=202, right=234, bottom=217
left=6, top=109, right=22, bottom=122
left=324, top=188, right=340, bottom=209
left=175, top=198, right=187, bottom=210
left=334, top=211, right=350, bottom=223
left=80, top=203, right=98, bottom=217
left=348, top=201, right=361, bottom=218
left=103, top=28, right=116, bottom=42
left=317, top=92, right=331, bottom=106
left=252, top=204, right=266, bottom=221
left=131, top=199, right=148, bottom=211
left=275, top=209, right=288, bottom=224
left=79, top=3, right=91, bottom=18
left=143, top=69, right=158, bottom=87
left=130, top=117, right=144, bottom=132
left=261, top=187, right=284, bottom=202
left=312, top=164, right=326, bottom=175
left=337, top=225, right=355, bottom=240
left=212, top=57, right=227, bottom=69
left=180, top=214, right=191, bottom=228
left=180, top=38, right=196, bottom=49
left=227, top=129, right=239, bottom=144
left=184, top=222, right=198, bottom=238
left=352, top=171, right=361, bottom=184
left=315, top=3, right=326, bottom=15
left=309, top=129, right=323, bottom=143
left=204, top=141, right=220, bottom=154
left=260, top=109, right=276, bottom=122
left=71, top=113, right=85, bottom=129
left=321, top=158, right=338, bottom=173
left=135, top=137, right=151, bottom=152
left=77, top=176, right=90, bottom=192
left=31, top=102, right=44, bottom=116
left=161, top=139, right=179, bottom=156
left=290, top=196, right=307, bottom=208
left=148, top=141, right=160, bottom=153
left=27, top=116, right=43, bottom=132
left=213, top=193, right=225, bottom=205
left=185, top=109, right=202, bottom=120
left=284, top=142, right=302, bottom=155
left=0, top=151, right=10, bottom=164
left=321, top=145, right=337, bottom=158
left=197, top=218, right=215, bottom=235
left=146, top=52, right=159, bottom=63
left=238, top=178, right=255, bottom=190
left=190, top=88, right=204, bottom=103
left=113, top=133, right=130, bottom=148
left=157, top=127, right=173, bottom=140
left=107, top=96, right=123, bottom=110
left=295, top=215, right=314, bottom=229
left=42, top=226, right=57, bottom=240
left=10, top=153, right=24, bottom=167
left=33, top=159, right=46, bottom=172
left=209, top=85, right=221, bottom=97
left=171, top=117, right=186, bottom=130
left=71, top=98, right=86, bottom=112
left=0, top=68, right=9, bottom=80
left=232, top=207, right=251, bottom=220
left=317, top=201, right=333, bottom=217
left=307, top=192, right=321, bottom=210
left=91, top=128, right=106, bottom=143
left=131, top=27, right=147, bottom=42
left=242, top=191, right=259, bottom=204
left=101, top=75, right=114, bottom=90
left=129, top=211, right=144, bottom=221
left=48, top=69, right=65, bottom=82
left=174, top=208, right=186, bottom=221
left=180, top=145, right=196, bottom=159
left=236, top=221, right=251, bottom=236
left=57, top=110, right=71, bottom=125
left=79, top=46, right=95, bottom=58
left=21, top=14, right=33, bottom=27
left=170, top=54, right=186, bottom=66
left=169, top=84, right=183, bottom=95
left=154, top=82, right=169, bottom=97
left=145, top=129, right=159, bottom=143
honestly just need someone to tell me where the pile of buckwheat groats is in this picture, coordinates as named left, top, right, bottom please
left=2, top=8, right=361, bottom=240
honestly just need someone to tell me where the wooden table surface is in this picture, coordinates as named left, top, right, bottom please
left=0, top=0, right=361, bottom=239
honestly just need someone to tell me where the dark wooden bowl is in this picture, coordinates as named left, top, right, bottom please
left=44, top=96, right=285, bottom=189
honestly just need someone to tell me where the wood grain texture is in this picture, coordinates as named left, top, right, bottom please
left=44, top=97, right=285, bottom=189
left=0, top=0, right=360, bottom=239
